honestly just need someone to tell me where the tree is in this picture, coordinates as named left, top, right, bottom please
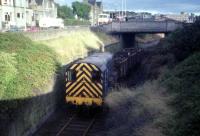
left=72, top=1, right=91, bottom=20
left=57, top=4, right=74, bottom=19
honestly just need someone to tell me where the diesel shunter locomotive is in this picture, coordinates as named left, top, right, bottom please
left=65, top=52, right=113, bottom=106
left=65, top=48, right=142, bottom=107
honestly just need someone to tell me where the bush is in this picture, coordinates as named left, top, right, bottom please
left=162, top=53, right=200, bottom=136
left=167, top=19, right=200, bottom=61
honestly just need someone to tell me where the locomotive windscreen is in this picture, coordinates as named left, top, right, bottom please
left=92, top=71, right=101, bottom=82
left=66, top=70, right=76, bottom=82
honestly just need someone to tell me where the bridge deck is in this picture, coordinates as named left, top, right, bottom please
left=94, top=21, right=183, bottom=34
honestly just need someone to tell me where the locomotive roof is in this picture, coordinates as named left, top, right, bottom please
left=76, top=52, right=113, bottom=71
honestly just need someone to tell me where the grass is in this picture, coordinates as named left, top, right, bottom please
left=0, top=33, right=59, bottom=101
left=38, top=30, right=118, bottom=64
left=105, top=82, right=172, bottom=136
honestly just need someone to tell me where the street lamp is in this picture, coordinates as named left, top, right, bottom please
left=24, top=0, right=27, bottom=31
left=121, top=0, right=123, bottom=17
left=125, top=0, right=127, bottom=17
left=121, top=0, right=127, bottom=18
left=43, top=0, right=45, bottom=17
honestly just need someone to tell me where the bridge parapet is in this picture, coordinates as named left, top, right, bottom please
left=94, top=21, right=183, bottom=34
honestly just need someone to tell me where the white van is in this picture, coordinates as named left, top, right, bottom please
left=98, top=14, right=112, bottom=25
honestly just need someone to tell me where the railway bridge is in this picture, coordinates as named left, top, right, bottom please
left=92, top=20, right=183, bottom=48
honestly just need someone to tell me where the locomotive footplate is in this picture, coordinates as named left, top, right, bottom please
left=66, top=97, right=103, bottom=106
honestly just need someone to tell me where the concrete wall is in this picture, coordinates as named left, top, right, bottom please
left=22, top=27, right=90, bottom=41
left=1, top=73, right=65, bottom=136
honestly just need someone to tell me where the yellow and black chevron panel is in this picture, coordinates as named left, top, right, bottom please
left=65, top=63, right=103, bottom=106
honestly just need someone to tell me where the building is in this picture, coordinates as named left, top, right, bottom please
left=32, top=0, right=57, bottom=25
left=84, top=0, right=103, bottom=26
left=163, top=12, right=190, bottom=22
left=154, top=12, right=195, bottom=23
left=0, top=0, right=57, bottom=31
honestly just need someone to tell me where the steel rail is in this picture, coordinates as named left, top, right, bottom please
left=82, top=115, right=97, bottom=136
left=56, top=114, right=76, bottom=136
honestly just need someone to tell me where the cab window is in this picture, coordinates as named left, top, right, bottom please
left=92, top=71, right=101, bottom=82
left=66, top=70, right=76, bottom=82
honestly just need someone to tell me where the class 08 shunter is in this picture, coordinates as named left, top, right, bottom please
left=65, top=48, right=143, bottom=106
left=65, top=52, right=113, bottom=106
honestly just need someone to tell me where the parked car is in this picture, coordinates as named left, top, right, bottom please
left=6, top=26, right=25, bottom=32
left=27, top=26, right=40, bottom=32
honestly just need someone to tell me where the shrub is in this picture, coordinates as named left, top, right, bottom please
left=167, top=19, right=200, bottom=61
left=162, top=53, right=200, bottom=136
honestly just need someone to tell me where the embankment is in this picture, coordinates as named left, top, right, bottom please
left=104, top=19, right=200, bottom=136
left=0, top=30, right=119, bottom=136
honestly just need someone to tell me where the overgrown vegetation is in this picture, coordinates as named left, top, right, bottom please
left=105, top=18, right=200, bottom=136
left=0, top=33, right=59, bottom=107
left=38, top=30, right=118, bottom=64
left=105, top=82, right=170, bottom=136
left=162, top=53, right=200, bottom=136
left=154, top=19, right=200, bottom=136
left=159, top=21, right=200, bottom=61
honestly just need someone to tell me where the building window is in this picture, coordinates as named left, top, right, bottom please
left=32, top=14, right=35, bottom=21
left=5, top=14, right=7, bottom=21
left=22, top=13, right=24, bottom=19
left=17, top=13, right=20, bottom=18
left=10, top=12, right=12, bottom=21
left=4, top=0, right=7, bottom=4
left=5, top=13, right=10, bottom=21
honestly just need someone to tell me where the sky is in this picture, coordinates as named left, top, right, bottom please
left=55, top=0, right=200, bottom=14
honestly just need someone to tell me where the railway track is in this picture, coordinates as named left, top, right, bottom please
left=34, top=109, right=105, bottom=136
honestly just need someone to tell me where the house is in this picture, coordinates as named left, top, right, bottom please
left=32, top=0, right=57, bottom=25
left=0, top=0, right=57, bottom=30
left=84, top=0, right=103, bottom=26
